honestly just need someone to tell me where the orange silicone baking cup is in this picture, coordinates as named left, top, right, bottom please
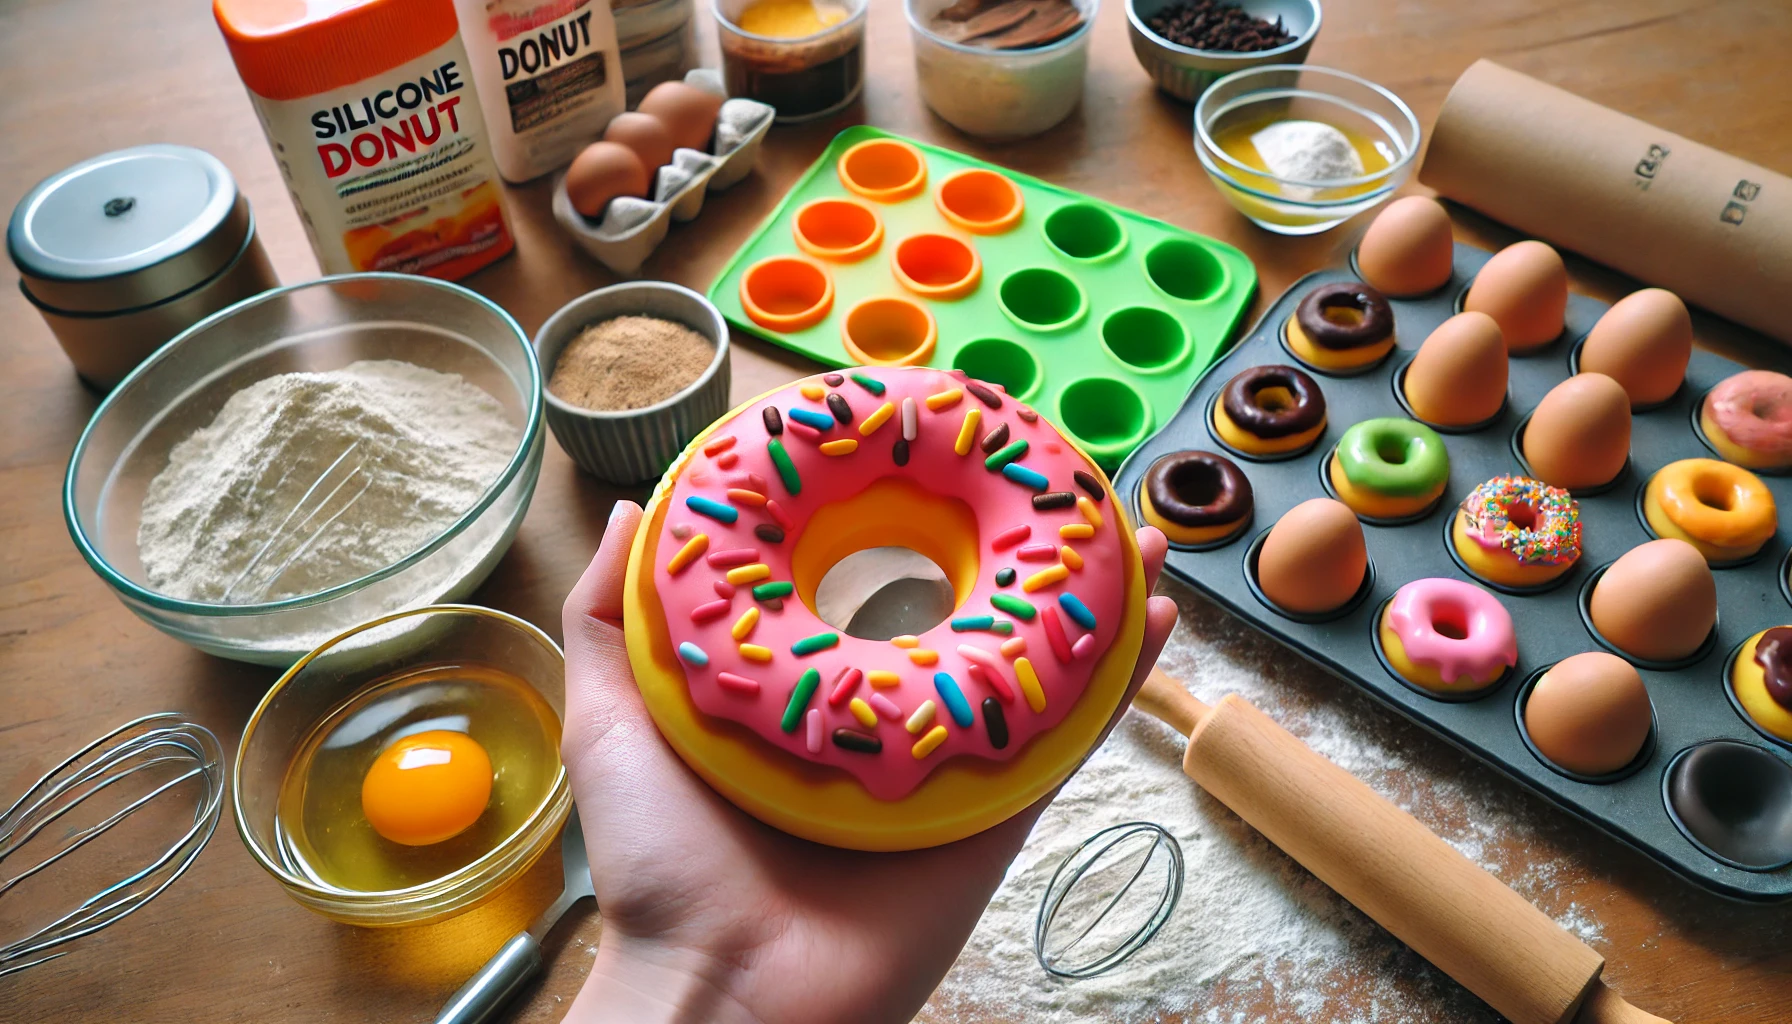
left=841, top=296, right=938, bottom=366
left=891, top=234, right=981, bottom=300
left=935, top=169, right=1025, bottom=235
left=837, top=139, right=928, bottom=203
left=740, top=256, right=834, bottom=333
left=792, top=198, right=884, bottom=263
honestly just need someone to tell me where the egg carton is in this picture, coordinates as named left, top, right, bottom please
left=1113, top=242, right=1792, bottom=902
left=553, top=69, right=774, bottom=276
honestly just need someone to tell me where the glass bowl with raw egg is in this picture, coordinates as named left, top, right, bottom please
left=1195, top=64, right=1419, bottom=235
left=233, top=605, right=571, bottom=927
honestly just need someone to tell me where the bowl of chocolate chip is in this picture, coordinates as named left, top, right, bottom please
left=1126, top=0, right=1320, bottom=102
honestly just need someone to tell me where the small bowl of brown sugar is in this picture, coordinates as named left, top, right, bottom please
left=1125, top=0, right=1319, bottom=102
left=535, top=282, right=731, bottom=483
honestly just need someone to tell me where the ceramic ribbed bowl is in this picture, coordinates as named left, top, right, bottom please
left=1125, top=0, right=1320, bottom=102
left=535, top=282, right=732, bottom=484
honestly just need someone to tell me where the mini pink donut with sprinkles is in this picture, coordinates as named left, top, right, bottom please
left=1449, top=475, right=1582, bottom=588
left=623, top=366, right=1148, bottom=851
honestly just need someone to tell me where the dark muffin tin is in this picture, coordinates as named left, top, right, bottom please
left=1114, top=243, right=1792, bottom=901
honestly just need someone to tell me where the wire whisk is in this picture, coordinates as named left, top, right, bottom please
left=1035, top=821, right=1184, bottom=980
left=222, top=440, right=374, bottom=603
left=0, top=713, right=224, bottom=977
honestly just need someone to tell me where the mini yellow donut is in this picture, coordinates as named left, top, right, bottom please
left=1212, top=395, right=1325, bottom=455
left=1731, top=628, right=1792, bottom=742
left=1450, top=476, right=1582, bottom=588
left=1331, top=455, right=1444, bottom=518
left=1286, top=314, right=1395, bottom=372
left=1643, top=458, right=1777, bottom=562
left=1139, top=450, right=1253, bottom=546
left=1377, top=579, right=1516, bottom=694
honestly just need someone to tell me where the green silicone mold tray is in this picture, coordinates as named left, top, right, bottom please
left=708, top=127, right=1258, bottom=470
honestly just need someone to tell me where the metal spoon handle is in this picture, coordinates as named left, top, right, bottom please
left=431, top=932, right=543, bottom=1024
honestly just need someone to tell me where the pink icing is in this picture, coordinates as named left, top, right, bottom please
left=1706, top=370, right=1792, bottom=456
left=652, top=366, right=1126, bottom=800
left=1384, top=578, right=1516, bottom=685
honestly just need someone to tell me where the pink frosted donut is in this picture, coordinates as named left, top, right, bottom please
left=624, top=366, right=1147, bottom=850
left=1703, top=370, right=1792, bottom=470
left=1378, top=578, right=1516, bottom=693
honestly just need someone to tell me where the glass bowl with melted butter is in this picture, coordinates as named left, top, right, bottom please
left=233, top=605, right=570, bottom=926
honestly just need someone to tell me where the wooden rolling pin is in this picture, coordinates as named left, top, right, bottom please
left=1132, top=669, right=1671, bottom=1024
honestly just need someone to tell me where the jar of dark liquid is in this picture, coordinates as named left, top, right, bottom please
left=715, top=0, right=867, bottom=123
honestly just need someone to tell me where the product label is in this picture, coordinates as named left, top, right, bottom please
left=251, top=39, right=512, bottom=278
left=490, top=0, right=610, bottom=134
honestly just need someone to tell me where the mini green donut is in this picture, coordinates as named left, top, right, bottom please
left=1330, top=418, right=1449, bottom=518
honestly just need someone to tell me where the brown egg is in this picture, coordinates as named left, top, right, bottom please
left=1404, top=311, right=1507, bottom=426
left=1463, top=240, right=1568, bottom=352
left=637, top=82, right=724, bottom=153
left=1522, top=373, right=1631, bottom=489
left=1589, top=539, right=1716, bottom=662
left=1257, top=498, right=1367, bottom=615
left=565, top=141, right=650, bottom=219
left=603, top=111, right=676, bottom=173
left=1356, top=196, right=1455, bottom=297
left=1579, top=288, right=1692, bottom=407
left=1525, top=652, right=1653, bottom=775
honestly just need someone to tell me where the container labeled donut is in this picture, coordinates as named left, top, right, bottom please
left=625, top=365, right=1148, bottom=850
left=1115, top=213, right=1792, bottom=901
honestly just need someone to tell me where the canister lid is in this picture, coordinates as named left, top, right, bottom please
left=8, top=144, right=252, bottom=314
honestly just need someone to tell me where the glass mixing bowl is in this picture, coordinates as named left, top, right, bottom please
left=63, top=274, right=544, bottom=666
left=233, top=605, right=571, bottom=927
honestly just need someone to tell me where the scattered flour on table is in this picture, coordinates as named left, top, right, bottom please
left=919, top=585, right=1609, bottom=1024
left=138, top=360, right=518, bottom=603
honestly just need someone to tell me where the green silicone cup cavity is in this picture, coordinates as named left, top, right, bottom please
left=1043, top=203, right=1127, bottom=262
left=952, top=338, right=1042, bottom=400
left=1058, top=378, right=1151, bottom=468
left=1145, top=238, right=1229, bottom=303
left=998, top=267, right=1087, bottom=333
left=1100, top=307, right=1190, bottom=375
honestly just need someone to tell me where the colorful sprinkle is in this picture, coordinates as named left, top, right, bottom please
left=714, top=580, right=736, bottom=598
left=666, top=533, right=709, bottom=574
left=1060, top=546, right=1085, bottom=570
left=670, top=522, right=692, bottom=540
left=868, top=692, right=903, bottom=719
left=827, top=393, right=853, bottom=423
left=1074, top=470, right=1104, bottom=501
left=823, top=372, right=845, bottom=386
left=965, top=381, right=1003, bottom=408
left=901, top=396, right=919, bottom=440
left=1058, top=593, right=1097, bottom=629
left=912, top=725, right=949, bottom=759
left=690, top=599, right=731, bottom=623
left=792, top=632, right=840, bottom=656
left=755, top=524, right=786, bottom=543
left=704, top=435, right=737, bottom=456
left=788, top=421, right=823, bottom=443
left=955, top=408, right=983, bottom=456
left=995, top=567, right=1017, bottom=587
left=716, top=451, right=739, bottom=469
left=768, top=440, right=801, bottom=495
left=892, top=634, right=920, bottom=648
left=1001, top=636, right=1027, bottom=658
left=868, top=670, right=901, bottom=688
left=1017, top=406, right=1038, bottom=423
left=1072, top=634, right=1096, bottom=659
left=789, top=407, right=834, bottom=431
left=726, top=488, right=767, bottom=507
left=833, top=728, right=882, bottom=754
left=1060, top=523, right=1095, bottom=540
left=984, top=439, right=1029, bottom=470
left=951, top=615, right=995, bottom=632
left=762, top=407, right=783, bottom=435
left=1033, top=491, right=1076, bottom=511
left=740, top=643, right=773, bottom=663
left=684, top=495, right=737, bottom=524
left=859, top=401, right=895, bottom=436
left=965, top=662, right=1014, bottom=703
left=926, top=388, right=963, bottom=411
left=1040, top=607, right=1072, bottom=662
left=1002, top=464, right=1049, bottom=491
left=1077, top=496, right=1104, bottom=528
left=933, top=672, right=974, bottom=727
left=991, top=593, right=1036, bottom=619
left=805, top=708, right=823, bottom=753
left=763, top=598, right=784, bottom=611
left=979, top=422, right=1011, bottom=454
left=893, top=439, right=910, bottom=466
left=827, top=667, right=863, bottom=706
left=991, top=524, right=1032, bottom=550
left=753, top=581, right=794, bottom=601
left=731, top=471, right=770, bottom=492
left=820, top=438, right=859, bottom=456
left=717, top=672, right=760, bottom=695
left=677, top=642, right=709, bottom=665
left=765, top=499, right=795, bottom=530
left=908, top=648, right=940, bottom=666
left=782, top=668, right=821, bottom=733
left=906, top=700, right=937, bottom=734
left=800, top=383, right=826, bottom=401
left=707, top=548, right=759, bottom=568
left=988, top=620, right=1015, bottom=634
left=983, top=699, right=1009, bottom=749
left=848, top=697, right=877, bottom=729
left=1025, top=565, right=1070, bottom=592
left=1016, top=543, right=1057, bottom=561
left=1015, top=657, right=1046, bottom=711
left=725, top=563, right=770, bottom=586
left=731, top=607, right=760, bottom=640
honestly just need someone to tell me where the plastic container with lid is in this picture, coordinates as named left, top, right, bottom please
left=7, top=144, right=279, bottom=390
left=213, top=0, right=515, bottom=279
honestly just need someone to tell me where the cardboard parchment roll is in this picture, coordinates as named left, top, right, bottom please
left=1421, top=60, right=1792, bottom=345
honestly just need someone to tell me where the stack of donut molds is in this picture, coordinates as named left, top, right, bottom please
left=707, top=127, right=1258, bottom=472
left=1115, top=242, right=1792, bottom=902
left=553, top=69, right=774, bottom=275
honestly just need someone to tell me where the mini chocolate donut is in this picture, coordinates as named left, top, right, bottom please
left=1140, top=451, right=1254, bottom=546
left=1221, top=365, right=1327, bottom=438
left=1296, top=282, right=1395, bottom=351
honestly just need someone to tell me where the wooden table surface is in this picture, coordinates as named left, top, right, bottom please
left=4, top=0, right=1791, bottom=1020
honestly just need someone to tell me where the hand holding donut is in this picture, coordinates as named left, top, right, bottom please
left=559, top=503, right=1179, bottom=1024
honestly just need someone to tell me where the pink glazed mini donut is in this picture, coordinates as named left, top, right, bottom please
left=1378, top=578, right=1517, bottom=694
left=1702, top=370, right=1792, bottom=470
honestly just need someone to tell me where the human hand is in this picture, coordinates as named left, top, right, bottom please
left=560, top=501, right=1179, bottom=1024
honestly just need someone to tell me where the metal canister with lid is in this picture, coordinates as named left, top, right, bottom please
left=8, top=144, right=278, bottom=389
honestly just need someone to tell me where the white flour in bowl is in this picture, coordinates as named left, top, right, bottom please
left=138, top=359, right=518, bottom=604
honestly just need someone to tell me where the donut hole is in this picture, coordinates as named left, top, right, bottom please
left=1252, top=385, right=1296, bottom=414
left=1375, top=440, right=1409, bottom=465
left=1319, top=299, right=1367, bottom=327
left=817, top=547, right=956, bottom=641
left=1506, top=501, right=1538, bottom=531
left=1429, top=606, right=1470, bottom=641
left=1166, top=460, right=1224, bottom=509
left=1693, top=477, right=1737, bottom=512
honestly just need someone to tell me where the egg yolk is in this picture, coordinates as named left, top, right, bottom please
left=361, top=730, right=493, bottom=846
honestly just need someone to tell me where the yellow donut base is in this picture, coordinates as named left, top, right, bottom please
left=1377, top=611, right=1504, bottom=694
left=1730, top=630, right=1792, bottom=742
left=1211, top=392, right=1325, bottom=455
left=1329, top=453, right=1445, bottom=519
left=1642, top=459, right=1776, bottom=563
left=623, top=382, right=1149, bottom=851
left=1702, top=404, right=1792, bottom=470
left=1140, top=483, right=1248, bottom=546
left=1450, top=509, right=1573, bottom=588
left=1285, top=314, right=1394, bottom=372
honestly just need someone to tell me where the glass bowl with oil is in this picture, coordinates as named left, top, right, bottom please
left=1195, top=64, right=1419, bottom=236
left=233, top=605, right=571, bottom=926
